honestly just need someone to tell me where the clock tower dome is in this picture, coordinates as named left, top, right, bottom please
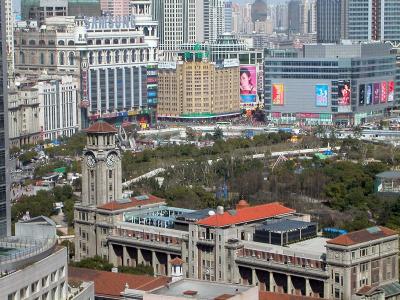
left=81, top=121, right=122, bottom=207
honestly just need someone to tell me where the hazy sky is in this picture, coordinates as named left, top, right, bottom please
left=234, top=0, right=288, bottom=4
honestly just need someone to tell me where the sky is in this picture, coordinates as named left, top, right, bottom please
left=234, top=0, right=287, bottom=4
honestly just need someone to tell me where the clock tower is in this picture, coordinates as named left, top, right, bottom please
left=81, top=121, right=122, bottom=207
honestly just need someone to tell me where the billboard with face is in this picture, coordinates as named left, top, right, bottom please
left=366, top=84, right=372, bottom=105
left=388, top=81, right=394, bottom=102
left=373, top=83, right=380, bottom=104
left=315, top=85, right=329, bottom=107
left=380, top=81, right=387, bottom=103
left=359, top=84, right=365, bottom=105
left=338, top=80, right=351, bottom=106
left=272, top=84, right=284, bottom=105
left=240, top=65, right=257, bottom=109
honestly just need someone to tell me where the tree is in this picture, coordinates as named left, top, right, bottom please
left=213, top=127, right=224, bottom=141
left=70, top=256, right=113, bottom=271
left=186, top=127, right=196, bottom=141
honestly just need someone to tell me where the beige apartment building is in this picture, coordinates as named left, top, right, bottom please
left=157, top=59, right=240, bottom=119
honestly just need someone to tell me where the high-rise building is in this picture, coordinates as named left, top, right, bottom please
left=0, top=0, right=10, bottom=238
left=152, top=0, right=197, bottom=58
left=316, top=0, right=341, bottom=43
left=251, top=0, right=268, bottom=23
left=346, top=0, right=400, bottom=43
left=203, top=0, right=226, bottom=42
left=5, top=0, right=14, bottom=82
left=288, top=0, right=301, bottom=34
left=224, top=0, right=233, bottom=33
left=100, top=0, right=129, bottom=16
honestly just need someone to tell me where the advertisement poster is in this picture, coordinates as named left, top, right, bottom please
left=373, top=83, right=380, bottom=104
left=380, top=81, right=387, bottom=103
left=315, top=85, right=328, bottom=107
left=366, top=84, right=372, bottom=105
left=388, top=81, right=394, bottom=102
left=240, top=65, right=257, bottom=107
left=338, top=80, right=351, bottom=106
left=359, top=84, right=365, bottom=105
left=272, top=84, right=284, bottom=105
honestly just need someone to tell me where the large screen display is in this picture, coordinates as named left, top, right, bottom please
left=272, top=84, right=284, bottom=105
left=373, top=83, right=380, bottom=104
left=338, top=80, right=351, bottom=106
left=359, top=84, right=365, bottom=105
left=315, top=85, right=328, bottom=107
left=388, top=81, right=395, bottom=102
left=380, top=81, right=387, bottom=103
left=366, top=84, right=372, bottom=105
left=240, top=65, right=257, bottom=108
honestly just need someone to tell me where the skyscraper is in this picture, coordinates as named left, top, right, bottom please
left=316, top=0, right=341, bottom=43
left=224, top=0, right=233, bottom=33
left=152, top=0, right=197, bottom=57
left=346, top=0, right=400, bottom=43
left=288, top=0, right=301, bottom=34
left=0, top=0, right=10, bottom=238
left=203, top=0, right=226, bottom=42
left=100, top=0, right=129, bottom=16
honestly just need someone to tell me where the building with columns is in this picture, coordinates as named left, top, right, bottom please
left=14, top=10, right=158, bottom=127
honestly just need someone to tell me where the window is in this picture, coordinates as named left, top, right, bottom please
left=351, top=251, right=356, bottom=259
left=334, top=288, right=340, bottom=299
left=360, top=248, right=368, bottom=257
left=335, top=273, right=340, bottom=283
left=109, top=170, right=112, bottom=179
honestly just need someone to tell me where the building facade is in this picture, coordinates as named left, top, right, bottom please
left=100, top=0, right=129, bottom=16
left=0, top=0, right=10, bottom=238
left=264, top=43, right=397, bottom=126
left=346, top=0, right=400, bottom=43
left=157, top=58, right=240, bottom=119
left=316, top=0, right=341, bottom=43
left=5, top=0, right=14, bottom=82
left=8, top=86, right=41, bottom=147
left=14, top=13, right=158, bottom=127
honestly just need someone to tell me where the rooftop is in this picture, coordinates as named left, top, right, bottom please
left=150, top=279, right=253, bottom=299
left=68, top=267, right=169, bottom=298
left=98, top=194, right=166, bottom=211
left=256, top=219, right=315, bottom=233
left=327, top=226, right=397, bottom=247
left=197, top=202, right=295, bottom=227
left=86, top=121, right=117, bottom=134
left=376, top=170, right=400, bottom=179
left=259, top=291, right=326, bottom=300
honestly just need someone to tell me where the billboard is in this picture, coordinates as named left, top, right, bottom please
left=359, top=84, right=365, bottom=105
left=338, top=80, right=351, bottom=106
left=373, top=83, right=380, bottom=104
left=380, top=81, right=387, bottom=103
left=240, top=65, right=257, bottom=108
left=272, top=84, right=284, bottom=105
left=388, top=81, right=395, bottom=102
left=366, top=84, right=372, bottom=105
left=315, top=85, right=329, bottom=107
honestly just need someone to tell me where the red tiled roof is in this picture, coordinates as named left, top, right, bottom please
left=197, top=202, right=295, bottom=227
left=356, top=285, right=373, bottom=295
left=214, top=294, right=235, bottom=300
left=170, top=257, right=184, bottom=266
left=68, top=267, right=169, bottom=298
left=86, top=121, right=117, bottom=133
left=98, top=194, right=166, bottom=211
left=259, top=291, right=326, bottom=300
left=327, top=226, right=397, bottom=246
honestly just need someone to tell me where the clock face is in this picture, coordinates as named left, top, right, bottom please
left=86, top=154, right=96, bottom=169
left=106, top=153, right=117, bottom=168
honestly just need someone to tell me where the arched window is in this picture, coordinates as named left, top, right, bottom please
left=68, top=52, right=74, bottom=65
left=113, top=39, right=119, bottom=44
left=115, top=50, right=120, bottom=63
left=40, top=53, right=45, bottom=64
left=21, top=39, right=26, bottom=45
left=39, top=40, right=46, bottom=46
left=130, top=38, right=135, bottom=44
left=143, top=27, right=149, bottom=36
left=89, top=51, right=94, bottom=65
left=14, top=40, right=17, bottom=46
left=58, top=40, right=65, bottom=46
left=146, top=49, right=150, bottom=61
left=106, top=51, right=111, bottom=64
left=48, top=40, right=55, bottom=46
left=59, top=52, right=65, bottom=65
left=96, top=39, right=102, bottom=45
left=123, top=50, right=128, bottom=63
left=68, top=40, right=75, bottom=46
left=121, top=38, right=127, bottom=44
left=20, top=51, right=25, bottom=64
left=29, top=40, right=36, bottom=45
left=131, top=50, right=135, bottom=62
left=88, top=40, right=93, bottom=45
left=98, top=52, right=102, bottom=64
left=50, top=52, right=54, bottom=65
left=105, top=39, right=111, bottom=45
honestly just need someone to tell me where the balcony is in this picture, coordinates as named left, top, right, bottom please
left=108, top=235, right=182, bottom=254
